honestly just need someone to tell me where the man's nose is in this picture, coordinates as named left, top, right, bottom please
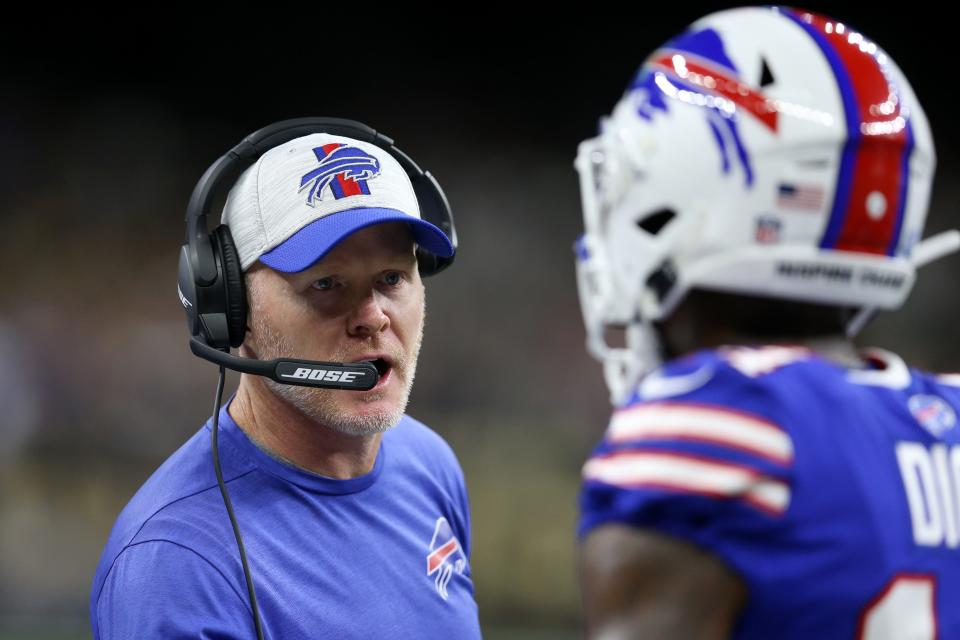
left=346, top=289, right=390, bottom=337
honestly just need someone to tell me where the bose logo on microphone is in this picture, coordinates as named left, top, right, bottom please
left=177, top=284, right=193, bottom=309
left=281, top=368, right=364, bottom=383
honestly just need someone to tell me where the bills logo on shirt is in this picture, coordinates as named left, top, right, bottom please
left=908, top=394, right=956, bottom=438
left=426, top=517, right=467, bottom=600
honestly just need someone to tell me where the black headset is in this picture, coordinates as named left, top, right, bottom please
left=177, top=116, right=457, bottom=354
left=175, top=118, right=458, bottom=639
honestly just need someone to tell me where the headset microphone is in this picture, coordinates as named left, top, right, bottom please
left=188, top=337, right=379, bottom=390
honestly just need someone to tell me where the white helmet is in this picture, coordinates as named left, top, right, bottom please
left=574, top=6, right=960, bottom=405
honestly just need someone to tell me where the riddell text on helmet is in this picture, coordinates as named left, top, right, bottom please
left=775, top=262, right=905, bottom=289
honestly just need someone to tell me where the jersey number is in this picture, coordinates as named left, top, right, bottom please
left=857, top=574, right=937, bottom=640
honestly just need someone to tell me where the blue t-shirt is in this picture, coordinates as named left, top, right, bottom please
left=580, top=345, right=960, bottom=639
left=91, top=394, right=481, bottom=639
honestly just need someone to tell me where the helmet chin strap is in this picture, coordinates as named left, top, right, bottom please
left=599, top=310, right=664, bottom=407
left=601, top=350, right=640, bottom=407
left=846, top=230, right=960, bottom=338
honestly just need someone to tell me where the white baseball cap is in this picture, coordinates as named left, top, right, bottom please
left=221, top=132, right=454, bottom=272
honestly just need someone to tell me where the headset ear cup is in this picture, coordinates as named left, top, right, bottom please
left=416, top=248, right=439, bottom=277
left=410, top=173, right=455, bottom=277
left=214, top=225, right=248, bottom=348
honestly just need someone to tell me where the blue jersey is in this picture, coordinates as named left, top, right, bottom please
left=579, top=345, right=960, bottom=639
left=91, top=394, right=481, bottom=640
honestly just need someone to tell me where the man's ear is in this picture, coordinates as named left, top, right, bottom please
left=238, top=326, right=257, bottom=359
left=239, top=264, right=264, bottom=359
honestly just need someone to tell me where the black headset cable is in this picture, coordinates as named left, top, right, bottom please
left=210, top=365, right=265, bottom=640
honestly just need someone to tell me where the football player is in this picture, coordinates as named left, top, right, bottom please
left=574, top=7, right=960, bottom=639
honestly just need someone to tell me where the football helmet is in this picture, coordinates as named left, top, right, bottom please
left=575, top=6, right=959, bottom=404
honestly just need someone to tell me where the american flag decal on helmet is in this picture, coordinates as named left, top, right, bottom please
left=778, top=183, right=826, bottom=210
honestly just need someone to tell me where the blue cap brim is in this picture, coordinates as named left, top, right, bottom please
left=258, top=207, right=455, bottom=273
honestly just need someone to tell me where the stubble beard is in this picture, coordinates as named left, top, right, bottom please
left=251, top=306, right=425, bottom=437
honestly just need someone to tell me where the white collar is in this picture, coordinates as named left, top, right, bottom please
left=846, top=347, right=912, bottom=389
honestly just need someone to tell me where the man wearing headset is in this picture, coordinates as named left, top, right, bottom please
left=573, top=7, right=960, bottom=639
left=90, top=129, right=481, bottom=639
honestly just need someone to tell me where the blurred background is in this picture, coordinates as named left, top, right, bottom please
left=1, top=4, right=957, bottom=638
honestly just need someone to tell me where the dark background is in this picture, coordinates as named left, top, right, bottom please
left=1, top=5, right=957, bottom=638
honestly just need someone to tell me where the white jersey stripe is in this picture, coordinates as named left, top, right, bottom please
left=937, top=374, right=960, bottom=387
left=608, top=403, right=794, bottom=464
left=583, top=451, right=791, bottom=515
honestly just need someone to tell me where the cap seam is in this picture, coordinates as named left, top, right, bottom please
left=254, top=157, right=268, bottom=257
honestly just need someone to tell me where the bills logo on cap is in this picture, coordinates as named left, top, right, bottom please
left=299, top=143, right=381, bottom=207
left=908, top=394, right=956, bottom=438
left=426, top=517, right=467, bottom=600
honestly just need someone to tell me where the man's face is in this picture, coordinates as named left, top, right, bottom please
left=242, top=221, right=426, bottom=436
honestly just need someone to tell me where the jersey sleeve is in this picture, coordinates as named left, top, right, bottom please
left=434, top=439, right=473, bottom=560
left=92, top=540, right=253, bottom=640
left=405, top=416, right=474, bottom=558
left=579, top=355, right=797, bottom=576
left=453, top=458, right=473, bottom=559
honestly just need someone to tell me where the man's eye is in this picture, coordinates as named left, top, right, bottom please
left=383, top=272, right=402, bottom=285
left=311, top=277, right=335, bottom=291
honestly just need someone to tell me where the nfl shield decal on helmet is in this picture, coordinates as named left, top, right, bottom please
left=426, top=517, right=467, bottom=600
left=755, top=215, right=782, bottom=244
left=299, top=143, right=381, bottom=206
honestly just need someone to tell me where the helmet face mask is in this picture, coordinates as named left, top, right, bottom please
left=574, top=6, right=957, bottom=405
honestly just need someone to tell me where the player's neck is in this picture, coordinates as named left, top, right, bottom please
left=228, top=377, right=383, bottom=480
left=789, top=335, right=865, bottom=368
left=706, top=331, right=865, bottom=368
